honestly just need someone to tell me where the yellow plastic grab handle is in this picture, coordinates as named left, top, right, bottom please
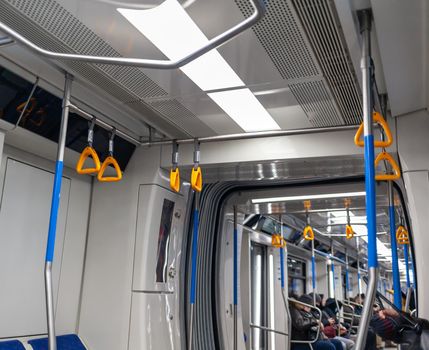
left=191, top=166, right=202, bottom=192
left=396, top=226, right=410, bottom=245
left=170, top=168, right=180, bottom=193
left=272, top=234, right=286, bottom=248
left=303, top=226, right=315, bottom=241
left=97, top=156, right=122, bottom=182
left=375, top=151, right=401, bottom=181
left=354, top=112, right=393, bottom=148
left=76, top=146, right=101, bottom=175
left=345, top=225, right=354, bottom=239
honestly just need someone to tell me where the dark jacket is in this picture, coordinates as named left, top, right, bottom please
left=290, top=302, right=319, bottom=340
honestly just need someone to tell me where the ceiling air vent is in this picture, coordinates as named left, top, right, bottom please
left=235, top=0, right=362, bottom=126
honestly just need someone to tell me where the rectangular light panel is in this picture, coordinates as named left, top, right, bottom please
left=118, top=0, right=244, bottom=91
left=208, top=89, right=280, bottom=132
left=251, top=191, right=366, bottom=204
left=118, top=0, right=280, bottom=132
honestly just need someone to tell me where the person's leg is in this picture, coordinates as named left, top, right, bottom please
left=334, top=336, right=354, bottom=350
left=328, top=338, right=345, bottom=350
left=312, top=340, right=336, bottom=350
left=365, top=328, right=377, bottom=350
left=291, top=344, right=311, bottom=350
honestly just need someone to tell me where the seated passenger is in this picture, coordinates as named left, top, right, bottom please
left=309, top=293, right=355, bottom=350
left=289, top=294, right=344, bottom=350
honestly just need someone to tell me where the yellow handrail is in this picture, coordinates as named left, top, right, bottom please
left=303, top=226, right=315, bottom=241
left=272, top=234, right=286, bottom=248
left=191, top=166, right=202, bottom=192
left=354, top=112, right=393, bottom=148
left=76, top=146, right=101, bottom=175
left=97, top=156, right=122, bottom=182
left=345, top=225, right=354, bottom=239
left=375, top=151, right=401, bottom=181
left=170, top=168, right=180, bottom=193
left=396, top=226, right=410, bottom=245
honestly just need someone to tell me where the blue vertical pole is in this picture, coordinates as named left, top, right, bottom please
left=388, top=183, right=401, bottom=308
left=233, top=207, right=238, bottom=350
left=189, top=195, right=199, bottom=350
left=44, top=74, right=72, bottom=350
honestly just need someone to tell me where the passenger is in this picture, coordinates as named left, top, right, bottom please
left=290, top=294, right=343, bottom=350
left=309, top=293, right=355, bottom=350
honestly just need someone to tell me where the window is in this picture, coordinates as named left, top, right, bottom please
left=0, top=66, right=136, bottom=169
left=288, top=257, right=306, bottom=297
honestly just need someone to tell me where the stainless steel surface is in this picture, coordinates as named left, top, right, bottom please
left=233, top=206, right=237, bottom=350
left=0, top=36, right=13, bottom=46
left=188, top=304, right=194, bottom=350
left=0, top=0, right=265, bottom=68
left=405, top=287, right=413, bottom=313
left=44, top=262, right=57, bottom=350
left=249, top=323, right=289, bottom=336
left=141, top=124, right=359, bottom=147
left=58, top=74, right=73, bottom=162
left=355, top=267, right=378, bottom=350
left=361, top=12, right=372, bottom=138
left=68, top=103, right=142, bottom=145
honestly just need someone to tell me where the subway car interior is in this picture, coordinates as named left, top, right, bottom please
left=0, top=0, right=427, bottom=349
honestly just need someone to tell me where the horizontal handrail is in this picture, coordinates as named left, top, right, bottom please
left=250, top=323, right=289, bottom=336
left=0, top=0, right=265, bottom=69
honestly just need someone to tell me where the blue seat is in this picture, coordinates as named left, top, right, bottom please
left=28, top=334, right=87, bottom=350
left=0, top=340, right=25, bottom=350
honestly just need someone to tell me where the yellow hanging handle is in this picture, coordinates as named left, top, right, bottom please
left=303, top=225, right=315, bottom=241
left=191, top=166, right=202, bottom=192
left=345, top=225, right=354, bottom=239
left=170, top=168, right=180, bottom=193
left=76, top=146, right=101, bottom=175
left=375, top=151, right=401, bottom=181
left=354, top=111, right=393, bottom=148
left=396, top=226, right=410, bottom=245
left=272, top=234, right=286, bottom=248
left=97, top=156, right=122, bottom=182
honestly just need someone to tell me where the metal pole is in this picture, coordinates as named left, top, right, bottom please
left=45, top=73, right=73, bottom=350
left=355, top=10, right=379, bottom=350
left=329, top=243, right=336, bottom=299
left=233, top=206, right=238, bottom=350
left=404, top=243, right=411, bottom=289
left=345, top=250, right=350, bottom=300
left=140, top=125, right=358, bottom=147
left=356, top=237, right=362, bottom=295
left=388, top=182, right=401, bottom=308
left=311, top=239, right=316, bottom=306
left=189, top=193, right=199, bottom=350
left=0, top=0, right=266, bottom=69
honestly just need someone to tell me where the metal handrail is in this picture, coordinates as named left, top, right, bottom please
left=288, top=298, right=322, bottom=345
left=250, top=323, right=289, bottom=337
left=0, top=0, right=265, bottom=69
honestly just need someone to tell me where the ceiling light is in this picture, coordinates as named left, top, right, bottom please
left=251, top=191, right=366, bottom=204
left=118, top=0, right=281, bottom=132
left=118, top=0, right=244, bottom=91
left=208, top=89, right=280, bottom=132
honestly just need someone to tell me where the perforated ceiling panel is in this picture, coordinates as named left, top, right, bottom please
left=0, top=0, right=210, bottom=138
left=147, top=99, right=216, bottom=137
left=235, top=0, right=362, bottom=127
left=292, top=0, right=362, bottom=125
